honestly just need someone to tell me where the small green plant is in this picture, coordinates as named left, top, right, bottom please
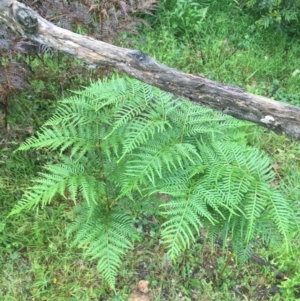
left=272, top=88, right=300, bottom=106
left=10, top=77, right=299, bottom=288
left=158, top=0, right=209, bottom=39
left=280, top=271, right=300, bottom=300
left=235, top=0, right=300, bottom=33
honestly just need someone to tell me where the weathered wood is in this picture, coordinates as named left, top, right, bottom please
left=1, top=0, right=300, bottom=140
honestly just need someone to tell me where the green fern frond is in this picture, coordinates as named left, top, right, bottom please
left=255, top=217, right=282, bottom=248
left=155, top=166, right=216, bottom=260
left=44, top=97, right=101, bottom=127
left=160, top=194, right=215, bottom=260
left=18, top=123, right=98, bottom=158
left=119, top=117, right=171, bottom=161
left=104, top=83, right=175, bottom=140
left=71, top=76, right=130, bottom=108
left=150, top=167, right=205, bottom=196
left=120, top=134, right=201, bottom=196
left=197, top=140, right=287, bottom=244
left=155, top=136, right=295, bottom=257
left=232, top=240, right=253, bottom=264
left=68, top=203, right=138, bottom=288
left=170, top=101, right=247, bottom=137
left=242, top=182, right=268, bottom=241
left=267, top=190, right=294, bottom=250
left=10, top=156, right=105, bottom=215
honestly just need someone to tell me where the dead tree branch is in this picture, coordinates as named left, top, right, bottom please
left=1, top=0, right=300, bottom=140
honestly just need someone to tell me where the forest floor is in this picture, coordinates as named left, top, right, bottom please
left=1, top=0, right=300, bottom=300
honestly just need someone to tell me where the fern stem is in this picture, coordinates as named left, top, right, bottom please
left=180, top=104, right=192, bottom=143
left=95, top=127, right=110, bottom=210
left=216, top=251, right=233, bottom=284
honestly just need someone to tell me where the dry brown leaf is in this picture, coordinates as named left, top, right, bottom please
left=138, top=280, right=149, bottom=293
left=128, top=280, right=150, bottom=301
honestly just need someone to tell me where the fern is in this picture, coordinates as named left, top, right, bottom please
left=10, top=76, right=300, bottom=287
left=10, top=154, right=105, bottom=214
left=67, top=203, right=138, bottom=288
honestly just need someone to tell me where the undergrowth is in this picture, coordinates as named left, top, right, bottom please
left=9, top=77, right=299, bottom=289
left=1, top=0, right=300, bottom=300
left=131, top=0, right=300, bottom=100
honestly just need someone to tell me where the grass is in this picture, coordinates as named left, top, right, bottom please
left=131, top=5, right=300, bottom=97
left=1, top=0, right=300, bottom=300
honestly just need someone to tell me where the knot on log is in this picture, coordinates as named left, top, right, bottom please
left=126, top=50, right=166, bottom=72
left=12, top=5, right=38, bottom=33
left=16, top=7, right=37, bottom=33
left=127, top=50, right=149, bottom=62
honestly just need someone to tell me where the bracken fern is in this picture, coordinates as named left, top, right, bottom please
left=10, top=77, right=299, bottom=287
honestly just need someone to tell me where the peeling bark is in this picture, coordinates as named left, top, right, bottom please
left=1, top=0, right=300, bottom=140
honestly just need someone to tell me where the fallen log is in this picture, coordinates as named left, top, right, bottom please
left=1, top=0, right=300, bottom=140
